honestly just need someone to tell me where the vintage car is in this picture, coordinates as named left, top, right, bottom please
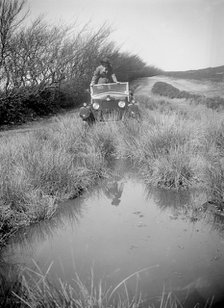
left=79, top=82, right=140, bottom=123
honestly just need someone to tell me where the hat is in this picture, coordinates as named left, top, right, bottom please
left=100, top=57, right=110, bottom=65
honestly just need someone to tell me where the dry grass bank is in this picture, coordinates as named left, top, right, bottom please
left=0, top=117, right=121, bottom=243
left=0, top=94, right=224, bottom=244
left=123, top=97, right=224, bottom=200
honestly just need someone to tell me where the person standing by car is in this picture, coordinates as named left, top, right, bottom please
left=90, top=57, right=118, bottom=86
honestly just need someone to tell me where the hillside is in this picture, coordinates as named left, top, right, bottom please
left=165, top=65, right=224, bottom=82
left=133, top=75, right=224, bottom=98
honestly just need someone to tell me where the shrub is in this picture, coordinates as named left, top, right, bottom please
left=151, top=81, right=199, bottom=100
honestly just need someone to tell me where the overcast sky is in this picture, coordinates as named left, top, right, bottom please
left=27, top=0, right=224, bottom=71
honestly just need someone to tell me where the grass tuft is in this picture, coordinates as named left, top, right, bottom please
left=0, top=92, right=224, bottom=240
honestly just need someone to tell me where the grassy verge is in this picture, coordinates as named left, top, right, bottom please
left=134, top=97, right=223, bottom=200
left=1, top=95, right=224, bottom=244
left=0, top=116, right=121, bottom=244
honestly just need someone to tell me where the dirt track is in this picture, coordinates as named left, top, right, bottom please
left=1, top=75, right=223, bottom=137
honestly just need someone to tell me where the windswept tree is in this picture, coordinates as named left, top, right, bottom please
left=7, top=18, right=70, bottom=89
left=0, top=0, right=28, bottom=91
left=3, top=14, right=113, bottom=92
left=0, top=0, right=161, bottom=125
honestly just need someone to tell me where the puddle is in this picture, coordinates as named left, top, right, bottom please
left=1, top=160, right=224, bottom=307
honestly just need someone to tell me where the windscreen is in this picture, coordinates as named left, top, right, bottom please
left=92, top=82, right=129, bottom=96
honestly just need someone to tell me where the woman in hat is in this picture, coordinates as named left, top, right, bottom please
left=90, top=57, right=118, bottom=86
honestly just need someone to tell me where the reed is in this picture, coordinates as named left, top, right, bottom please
left=8, top=263, right=176, bottom=308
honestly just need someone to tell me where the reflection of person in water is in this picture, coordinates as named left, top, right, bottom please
left=103, top=180, right=124, bottom=206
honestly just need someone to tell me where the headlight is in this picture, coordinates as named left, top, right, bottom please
left=79, top=106, right=90, bottom=119
left=93, top=102, right=100, bottom=110
left=118, top=100, right=126, bottom=108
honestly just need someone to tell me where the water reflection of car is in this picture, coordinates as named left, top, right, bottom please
left=79, top=82, right=140, bottom=123
left=103, top=180, right=124, bottom=206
